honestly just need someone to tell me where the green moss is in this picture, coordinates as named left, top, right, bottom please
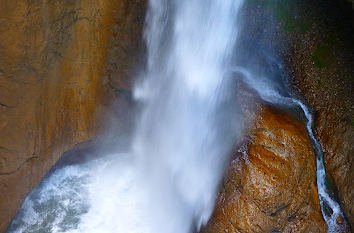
left=244, top=0, right=315, bottom=33
left=339, top=118, right=347, bottom=122
left=269, top=1, right=311, bottom=33
left=312, top=36, right=338, bottom=68
left=317, top=79, right=322, bottom=86
left=312, top=45, right=331, bottom=68
left=299, top=21, right=311, bottom=32
left=327, top=35, right=337, bottom=46
left=274, top=2, right=297, bottom=32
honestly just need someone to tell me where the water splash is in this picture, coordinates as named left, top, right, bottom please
left=7, top=1, right=347, bottom=232
left=7, top=154, right=153, bottom=233
left=7, top=1, right=245, bottom=232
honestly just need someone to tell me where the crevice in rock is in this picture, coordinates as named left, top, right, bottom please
left=0, top=155, right=39, bottom=176
left=0, top=102, right=9, bottom=108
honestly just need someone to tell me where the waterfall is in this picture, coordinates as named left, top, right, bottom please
left=132, top=0, right=244, bottom=231
left=6, top=1, right=347, bottom=233
left=7, top=1, right=245, bottom=232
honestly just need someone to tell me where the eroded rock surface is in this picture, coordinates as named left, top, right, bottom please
left=237, top=0, right=353, bottom=228
left=281, top=0, right=354, bottom=227
left=0, top=0, right=145, bottom=231
left=202, top=105, right=327, bottom=233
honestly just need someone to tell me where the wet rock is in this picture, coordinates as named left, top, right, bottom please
left=338, top=217, right=345, bottom=225
left=279, top=0, right=354, bottom=228
left=0, top=0, right=146, bottom=232
left=202, top=105, right=327, bottom=233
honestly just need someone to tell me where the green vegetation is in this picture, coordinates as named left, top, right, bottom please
left=317, top=79, right=322, bottom=87
left=299, top=21, right=310, bottom=32
left=245, top=0, right=311, bottom=33
left=327, top=35, right=337, bottom=46
left=273, top=2, right=297, bottom=32
left=312, top=36, right=337, bottom=68
left=312, top=45, right=332, bottom=68
left=245, top=0, right=340, bottom=69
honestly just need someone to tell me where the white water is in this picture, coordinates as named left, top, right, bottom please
left=232, top=66, right=348, bottom=232
left=8, top=0, right=245, bottom=232
left=7, top=1, right=348, bottom=232
left=131, top=0, right=244, bottom=231
left=7, top=154, right=152, bottom=233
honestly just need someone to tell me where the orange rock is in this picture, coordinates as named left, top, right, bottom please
left=0, top=0, right=146, bottom=232
left=338, top=217, right=345, bottom=224
left=282, top=0, right=354, bottom=227
left=202, top=105, right=327, bottom=233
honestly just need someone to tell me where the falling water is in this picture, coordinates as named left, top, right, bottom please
left=7, top=0, right=244, bottom=232
left=6, top=0, right=347, bottom=232
left=131, top=0, right=244, bottom=231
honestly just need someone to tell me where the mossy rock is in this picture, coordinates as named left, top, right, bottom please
left=312, top=36, right=338, bottom=68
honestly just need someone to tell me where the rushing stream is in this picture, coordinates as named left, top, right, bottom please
left=6, top=0, right=347, bottom=232
left=232, top=66, right=348, bottom=232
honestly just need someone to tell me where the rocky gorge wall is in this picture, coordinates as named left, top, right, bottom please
left=202, top=0, right=354, bottom=231
left=0, top=0, right=145, bottom=231
left=0, top=0, right=352, bottom=232
left=281, top=0, right=354, bottom=228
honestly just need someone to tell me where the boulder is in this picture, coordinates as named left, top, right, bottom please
left=202, top=105, right=327, bottom=233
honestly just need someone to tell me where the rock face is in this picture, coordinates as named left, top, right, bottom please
left=0, top=0, right=145, bottom=232
left=202, top=105, right=327, bottom=233
left=239, top=0, right=353, bottom=228
left=281, top=0, right=354, bottom=227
